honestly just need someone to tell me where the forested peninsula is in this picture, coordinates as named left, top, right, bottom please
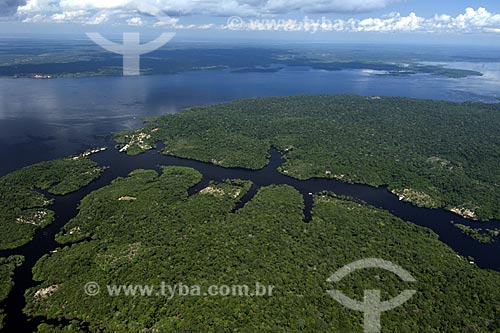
left=116, top=95, right=500, bottom=221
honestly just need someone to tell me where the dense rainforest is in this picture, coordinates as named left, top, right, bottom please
left=2, top=95, right=500, bottom=331
left=0, top=154, right=104, bottom=250
left=0, top=256, right=23, bottom=330
left=24, top=166, right=500, bottom=332
left=115, top=95, right=500, bottom=220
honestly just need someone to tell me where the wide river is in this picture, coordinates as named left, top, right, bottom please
left=1, top=64, right=499, bottom=175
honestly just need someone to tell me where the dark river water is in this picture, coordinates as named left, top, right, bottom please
left=1, top=66, right=500, bottom=331
left=1, top=65, right=499, bottom=175
left=1, top=144, right=500, bottom=332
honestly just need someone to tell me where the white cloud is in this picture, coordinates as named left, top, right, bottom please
left=174, top=23, right=215, bottom=29
left=14, top=0, right=401, bottom=19
left=85, top=12, right=109, bottom=25
left=21, top=13, right=45, bottom=22
left=59, top=0, right=131, bottom=10
left=263, top=0, right=400, bottom=14
left=126, top=16, right=144, bottom=26
left=51, top=9, right=87, bottom=22
left=224, top=7, right=500, bottom=34
left=484, top=28, right=500, bottom=34
left=8, top=0, right=500, bottom=35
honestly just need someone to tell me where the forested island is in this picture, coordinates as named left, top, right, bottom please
left=0, top=41, right=484, bottom=79
left=453, top=223, right=500, bottom=243
left=115, top=95, right=500, bottom=221
left=0, top=152, right=105, bottom=250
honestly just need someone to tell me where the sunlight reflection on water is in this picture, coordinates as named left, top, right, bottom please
left=0, top=65, right=498, bottom=174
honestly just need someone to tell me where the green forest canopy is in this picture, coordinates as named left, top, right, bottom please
left=26, top=166, right=500, bottom=332
left=116, top=95, right=500, bottom=220
left=0, top=156, right=104, bottom=250
left=0, top=255, right=23, bottom=330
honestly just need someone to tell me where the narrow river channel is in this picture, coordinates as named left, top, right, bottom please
left=1, top=142, right=499, bottom=331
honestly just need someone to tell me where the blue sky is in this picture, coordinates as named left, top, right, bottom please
left=1, top=0, right=500, bottom=44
